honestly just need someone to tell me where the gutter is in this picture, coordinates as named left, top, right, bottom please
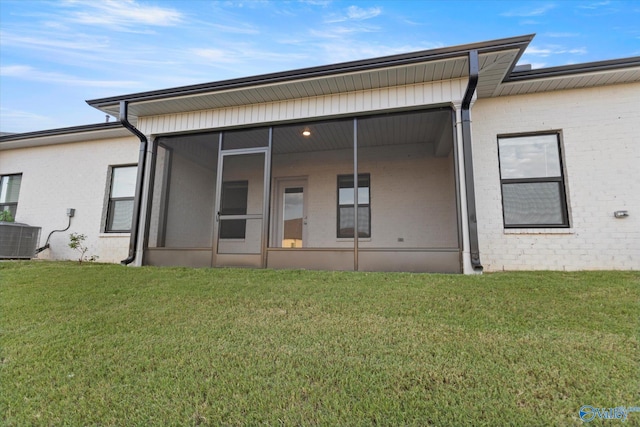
left=461, top=50, right=483, bottom=272
left=119, top=101, right=147, bottom=265
left=87, top=34, right=535, bottom=110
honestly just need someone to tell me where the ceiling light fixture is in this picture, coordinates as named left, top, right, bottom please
left=302, top=128, right=311, bottom=137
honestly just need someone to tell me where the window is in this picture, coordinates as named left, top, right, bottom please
left=498, top=133, right=569, bottom=228
left=106, top=165, right=137, bottom=232
left=337, top=174, right=370, bottom=238
left=219, top=181, right=248, bottom=239
left=0, top=174, right=22, bottom=219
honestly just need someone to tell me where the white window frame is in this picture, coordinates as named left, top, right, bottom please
left=0, top=173, right=22, bottom=219
left=105, top=165, right=137, bottom=233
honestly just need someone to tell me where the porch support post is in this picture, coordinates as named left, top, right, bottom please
left=261, top=128, right=273, bottom=269
left=135, top=140, right=156, bottom=266
left=353, top=118, right=359, bottom=271
left=454, top=105, right=474, bottom=274
left=141, top=137, right=159, bottom=262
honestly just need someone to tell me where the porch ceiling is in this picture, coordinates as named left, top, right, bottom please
left=272, top=109, right=454, bottom=156
left=160, top=109, right=454, bottom=157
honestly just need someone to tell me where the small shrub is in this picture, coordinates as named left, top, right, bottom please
left=0, top=210, right=15, bottom=222
left=68, top=233, right=98, bottom=263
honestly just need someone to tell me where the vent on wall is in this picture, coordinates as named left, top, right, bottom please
left=0, top=222, right=41, bottom=259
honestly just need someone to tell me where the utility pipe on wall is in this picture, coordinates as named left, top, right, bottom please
left=461, top=50, right=483, bottom=271
left=119, top=101, right=148, bottom=265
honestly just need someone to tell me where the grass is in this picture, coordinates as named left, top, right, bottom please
left=1, top=262, right=638, bottom=426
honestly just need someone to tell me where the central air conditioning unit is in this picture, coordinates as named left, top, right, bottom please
left=0, top=222, right=41, bottom=259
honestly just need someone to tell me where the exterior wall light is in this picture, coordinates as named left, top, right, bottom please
left=614, top=210, right=629, bottom=218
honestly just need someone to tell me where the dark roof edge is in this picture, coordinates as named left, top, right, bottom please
left=86, top=34, right=535, bottom=108
left=505, top=56, right=640, bottom=82
left=0, top=122, right=124, bottom=142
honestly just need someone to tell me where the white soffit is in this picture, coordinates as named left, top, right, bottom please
left=492, top=66, right=640, bottom=96
left=99, top=56, right=474, bottom=119
left=476, top=49, right=521, bottom=98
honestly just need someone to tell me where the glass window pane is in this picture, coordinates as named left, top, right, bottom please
left=502, top=183, right=565, bottom=226
left=499, top=135, right=561, bottom=179
left=357, top=206, right=370, bottom=237
left=339, top=206, right=355, bottom=237
left=0, top=175, right=21, bottom=203
left=358, top=187, right=370, bottom=205
left=339, top=187, right=354, bottom=205
left=284, top=190, right=303, bottom=221
left=108, top=199, right=133, bottom=231
left=111, top=166, right=137, bottom=198
left=338, top=206, right=370, bottom=237
left=338, top=175, right=369, bottom=205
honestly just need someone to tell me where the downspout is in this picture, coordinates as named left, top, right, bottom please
left=461, top=50, right=483, bottom=271
left=119, top=100, right=147, bottom=265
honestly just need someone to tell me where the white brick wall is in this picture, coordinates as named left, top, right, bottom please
left=472, top=82, right=640, bottom=271
left=0, top=136, right=139, bottom=263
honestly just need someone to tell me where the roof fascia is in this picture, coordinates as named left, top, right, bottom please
left=0, top=122, right=124, bottom=143
left=505, top=56, right=640, bottom=82
left=86, top=34, right=534, bottom=109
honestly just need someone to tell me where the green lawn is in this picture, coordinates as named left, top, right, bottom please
left=1, top=262, right=638, bottom=426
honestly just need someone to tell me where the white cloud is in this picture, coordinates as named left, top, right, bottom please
left=346, top=5, right=382, bottom=20
left=316, top=41, right=443, bottom=64
left=0, top=31, right=110, bottom=51
left=325, top=5, right=382, bottom=23
left=524, top=45, right=588, bottom=57
left=309, top=24, right=378, bottom=39
left=525, top=47, right=552, bottom=57
left=190, top=48, right=239, bottom=64
left=208, top=23, right=260, bottom=35
left=544, top=32, right=580, bottom=38
left=578, top=1, right=611, bottom=10
left=61, top=0, right=183, bottom=29
left=502, top=3, right=556, bottom=17
left=0, top=108, right=58, bottom=133
left=299, top=0, right=332, bottom=6
left=0, top=65, right=139, bottom=88
left=189, top=45, right=309, bottom=69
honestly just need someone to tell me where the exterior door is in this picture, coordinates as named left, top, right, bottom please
left=273, top=178, right=308, bottom=248
left=214, top=149, right=269, bottom=267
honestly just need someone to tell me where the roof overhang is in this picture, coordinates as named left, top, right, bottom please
left=492, top=56, right=640, bottom=97
left=0, top=122, right=133, bottom=150
left=86, top=35, right=535, bottom=120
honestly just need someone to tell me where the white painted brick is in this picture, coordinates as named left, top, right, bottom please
left=0, top=136, right=139, bottom=262
left=473, top=81, right=640, bottom=271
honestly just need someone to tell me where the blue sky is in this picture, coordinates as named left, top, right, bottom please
left=1, top=0, right=638, bottom=133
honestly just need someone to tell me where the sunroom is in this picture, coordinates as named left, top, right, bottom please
left=144, top=108, right=460, bottom=272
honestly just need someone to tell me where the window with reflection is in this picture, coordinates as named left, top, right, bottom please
left=106, top=165, right=137, bottom=232
left=0, top=174, right=22, bottom=219
left=498, top=133, right=569, bottom=228
left=337, top=174, right=370, bottom=238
